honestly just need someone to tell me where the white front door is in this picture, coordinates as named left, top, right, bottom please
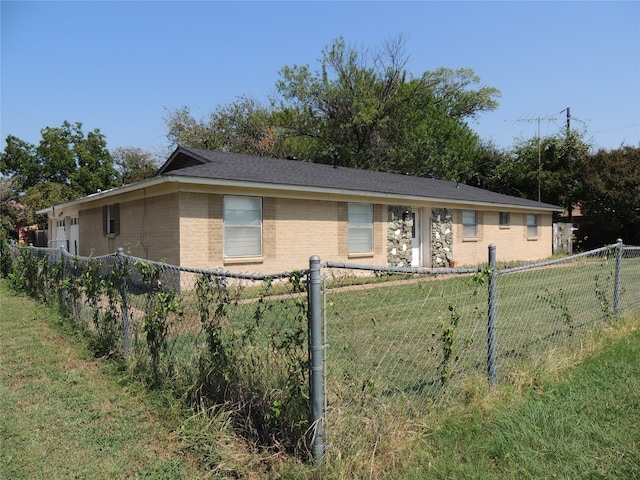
left=411, top=209, right=431, bottom=267
left=411, top=210, right=421, bottom=267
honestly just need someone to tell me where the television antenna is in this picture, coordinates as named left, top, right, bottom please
left=505, top=108, right=570, bottom=202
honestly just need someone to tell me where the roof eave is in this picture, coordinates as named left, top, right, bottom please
left=164, top=175, right=564, bottom=212
left=36, top=176, right=170, bottom=215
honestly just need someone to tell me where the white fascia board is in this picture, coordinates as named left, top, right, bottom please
left=36, top=177, right=169, bottom=215
left=165, top=175, right=563, bottom=213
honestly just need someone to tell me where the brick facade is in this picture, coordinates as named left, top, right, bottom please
left=66, top=184, right=555, bottom=273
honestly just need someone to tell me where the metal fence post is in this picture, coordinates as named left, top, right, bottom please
left=308, top=255, right=325, bottom=463
left=116, top=248, right=131, bottom=356
left=59, top=246, right=66, bottom=308
left=487, top=244, right=498, bottom=386
left=614, top=238, right=623, bottom=317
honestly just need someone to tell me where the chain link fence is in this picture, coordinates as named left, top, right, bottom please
left=1, top=240, right=639, bottom=463
left=318, top=241, right=640, bottom=458
left=0, top=244, right=312, bottom=456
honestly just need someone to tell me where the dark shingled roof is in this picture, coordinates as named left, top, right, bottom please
left=158, top=146, right=562, bottom=211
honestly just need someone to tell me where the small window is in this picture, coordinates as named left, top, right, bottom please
left=224, top=195, right=262, bottom=257
left=499, top=212, right=510, bottom=227
left=103, top=204, right=120, bottom=236
left=527, top=214, right=539, bottom=237
left=462, top=210, right=478, bottom=238
left=348, top=203, right=373, bottom=253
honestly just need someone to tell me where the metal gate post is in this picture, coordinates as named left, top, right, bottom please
left=487, top=244, right=498, bottom=386
left=614, top=238, right=623, bottom=317
left=308, top=255, right=325, bottom=462
left=116, top=248, right=131, bottom=356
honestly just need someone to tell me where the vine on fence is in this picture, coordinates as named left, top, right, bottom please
left=594, top=246, right=617, bottom=322
left=0, top=240, right=11, bottom=277
left=193, top=271, right=309, bottom=455
left=7, top=247, right=39, bottom=297
left=77, top=259, right=123, bottom=357
left=594, top=271, right=614, bottom=322
left=136, top=260, right=183, bottom=385
left=60, top=255, right=82, bottom=320
left=438, top=303, right=461, bottom=387
left=537, top=288, right=574, bottom=336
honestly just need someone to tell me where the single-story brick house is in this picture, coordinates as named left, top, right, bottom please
left=39, top=146, right=563, bottom=273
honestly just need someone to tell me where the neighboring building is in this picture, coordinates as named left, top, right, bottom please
left=18, top=224, right=47, bottom=248
left=38, top=146, right=563, bottom=273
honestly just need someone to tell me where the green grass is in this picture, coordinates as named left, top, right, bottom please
left=411, top=316, right=640, bottom=479
left=0, top=281, right=209, bottom=479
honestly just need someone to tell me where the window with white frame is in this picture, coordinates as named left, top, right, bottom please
left=527, top=213, right=539, bottom=237
left=103, top=204, right=119, bottom=236
left=462, top=210, right=478, bottom=238
left=348, top=203, right=373, bottom=253
left=499, top=212, right=510, bottom=227
left=224, top=195, right=262, bottom=257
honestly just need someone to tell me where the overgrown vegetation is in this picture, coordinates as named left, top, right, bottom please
left=191, top=271, right=310, bottom=456
left=0, top=241, right=312, bottom=459
left=3, top=276, right=638, bottom=478
left=537, top=288, right=575, bottom=336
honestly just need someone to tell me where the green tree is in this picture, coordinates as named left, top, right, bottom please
left=489, top=131, right=590, bottom=212
left=112, top=147, right=159, bottom=184
left=578, top=146, right=640, bottom=244
left=21, top=181, right=77, bottom=228
left=273, top=36, right=500, bottom=176
left=383, top=81, right=485, bottom=180
left=1, top=121, right=118, bottom=232
left=0, top=136, right=39, bottom=192
left=1, top=121, right=117, bottom=197
left=165, top=36, right=501, bottom=179
left=36, top=121, right=117, bottom=196
left=0, top=177, right=21, bottom=240
left=468, top=141, right=513, bottom=191
left=165, top=97, right=282, bottom=157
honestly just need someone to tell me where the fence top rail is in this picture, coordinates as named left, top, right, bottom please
left=499, top=244, right=619, bottom=275
left=323, top=260, right=476, bottom=276
left=10, top=243, right=637, bottom=281
left=54, top=248, right=304, bottom=281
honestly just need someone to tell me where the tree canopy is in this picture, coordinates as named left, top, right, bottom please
left=0, top=121, right=160, bottom=235
left=487, top=130, right=591, bottom=210
left=578, top=146, right=640, bottom=244
left=112, top=147, right=160, bottom=185
left=1, top=121, right=116, bottom=197
left=165, top=36, right=501, bottom=181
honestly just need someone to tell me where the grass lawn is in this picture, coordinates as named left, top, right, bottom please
left=413, top=315, right=640, bottom=479
left=0, top=282, right=209, bottom=479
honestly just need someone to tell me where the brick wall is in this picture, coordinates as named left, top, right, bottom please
left=453, top=209, right=553, bottom=266
left=79, top=193, right=180, bottom=264
left=76, top=187, right=555, bottom=273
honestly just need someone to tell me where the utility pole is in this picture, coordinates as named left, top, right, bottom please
left=506, top=113, right=557, bottom=202
left=559, top=107, right=571, bottom=137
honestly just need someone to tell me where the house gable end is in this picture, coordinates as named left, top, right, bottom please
left=156, top=146, right=214, bottom=175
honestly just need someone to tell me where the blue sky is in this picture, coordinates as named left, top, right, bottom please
left=2, top=1, right=639, bottom=158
